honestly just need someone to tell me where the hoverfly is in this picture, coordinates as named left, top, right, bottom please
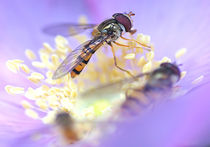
left=80, top=62, right=181, bottom=118
left=11, top=111, right=97, bottom=146
left=55, top=112, right=79, bottom=144
left=43, top=11, right=151, bottom=79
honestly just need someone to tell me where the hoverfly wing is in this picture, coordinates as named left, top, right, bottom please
left=52, top=36, right=108, bottom=79
left=43, top=23, right=97, bottom=37
left=52, top=40, right=92, bottom=79
left=79, top=73, right=148, bottom=100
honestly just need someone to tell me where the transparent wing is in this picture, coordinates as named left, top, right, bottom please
left=52, top=36, right=107, bottom=79
left=79, top=73, right=149, bottom=100
left=43, top=23, right=97, bottom=37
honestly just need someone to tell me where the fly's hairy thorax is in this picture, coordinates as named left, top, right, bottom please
left=97, top=19, right=124, bottom=43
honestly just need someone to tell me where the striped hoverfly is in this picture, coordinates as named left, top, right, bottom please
left=43, top=12, right=151, bottom=79
left=80, top=62, right=182, bottom=119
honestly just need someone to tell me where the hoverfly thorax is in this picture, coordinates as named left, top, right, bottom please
left=97, top=19, right=123, bottom=43
left=160, top=62, right=181, bottom=83
left=145, top=63, right=181, bottom=91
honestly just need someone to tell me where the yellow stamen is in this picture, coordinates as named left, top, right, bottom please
left=175, top=48, right=187, bottom=59
left=25, top=49, right=36, bottom=60
left=25, top=109, right=39, bottom=119
left=5, top=85, right=24, bottom=95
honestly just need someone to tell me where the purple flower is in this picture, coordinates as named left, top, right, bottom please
left=1, top=0, right=210, bottom=146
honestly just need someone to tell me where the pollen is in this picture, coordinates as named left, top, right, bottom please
left=160, top=57, right=172, bottom=63
left=181, top=71, right=187, bottom=79
left=20, top=64, right=30, bottom=74
left=124, top=53, right=135, bottom=59
left=25, top=49, right=36, bottom=60
left=142, top=61, right=152, bottom=73
left=27, top=72, right=45, bottom=83
left=146, top=51, right=154, bottom=61
left=21, top=100, right=33, bottom=109
left=175, top=48, right=187, bottom=59
left=137, top=56, right=147, bottom=67
left=25, top=109, right=39, bottom=119
left=6, top=60, right=23, bottom=73
left=5, top=85, right=24, bottom=95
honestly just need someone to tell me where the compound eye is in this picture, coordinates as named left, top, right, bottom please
left=113, top=13, right=132, bottom=32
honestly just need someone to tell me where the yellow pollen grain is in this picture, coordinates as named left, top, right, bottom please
left=28, top=72, right=45, bottom=83
left=41, top=111, right=56, bottom=124
left=6, top=61, right=19, bottom=73
left=43, top=43, right=54, bottom=53
left=6, top=59, right=24, bottom=73
left=192, top=75, right=204, bottom=84
left=32, top=61, right=45, bottom=68
left=10, top=59, right=24, bottom=64
left=25, top=109, right=39, bottom=119
left=142, top=61, right=152, bottom=73
left=25, top=87, right=36, bottom=100
left=20, top=64, right=30, bottom=74
left=5, top=85, right=24, bottom=95
left=175, top=48, right=187, bottom=59
left=160, top=57, right=172, bottom=63
left=137, top=56, right=147, bottom=67
left=146, top=51, right=154, bottom=61
left=136, top=33, right=150, bottom=45
left=181, top=71, right=187, bottom=79
left=71, top=90, right=77, bottom=98
left=136, top=33, right=144, bottom=43
left=55, top=35, right=68, bottom=46
left=25, top=49, right=36, bottom=60
left=56, top=46, right=69, bottom=54
left=21, top=100, right=33, bottom=109
left=51, top=54, right=59, bottom=65
left=40, top=52, right=50, bottom=65
left=124, top=53, right=135, bottom=59
left=41, top=85, right=50, bottom=91
left=144, top=35, right=151, bottom=45
left=31, top=72, right=44, bottom=79
left=35, top=99, right=48, bottom=110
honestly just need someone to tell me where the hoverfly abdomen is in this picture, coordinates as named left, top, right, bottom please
left=71, top=39, right=101, bottom=78
left=121, top=88, right=153, bottom=116
left=70, top=52, right=93, bottom=78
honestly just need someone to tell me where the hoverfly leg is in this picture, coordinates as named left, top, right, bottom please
left=120, top=35, right=151, bottom=51
left=113, top=41, right=150, bottom=52
left=109, top=43, right=135, bottom=78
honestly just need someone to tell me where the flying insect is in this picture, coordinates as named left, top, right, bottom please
left=43, top=12, right=151, bottom=79
left=80, top=62, right=181, bottom=118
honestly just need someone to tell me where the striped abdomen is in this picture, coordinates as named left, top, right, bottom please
left=70, top=41, right=103, bottom=78
left=120, top=87, right=171, bottom=117
left=120, top=89, right=153, bottom=116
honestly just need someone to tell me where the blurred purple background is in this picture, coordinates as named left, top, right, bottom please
left=0, top=0, right=210, bottom=146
